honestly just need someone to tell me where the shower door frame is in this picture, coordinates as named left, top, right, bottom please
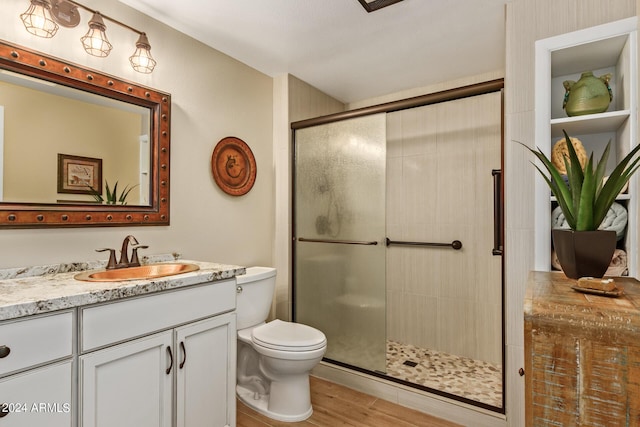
left=291, top=78, right=505, bottom=414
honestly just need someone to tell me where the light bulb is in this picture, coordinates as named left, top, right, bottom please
left=129, top=33, right=157, bottom=74
left=20, top=0, right=59, bottom=38
left=80, top=12, right=112, bottom=57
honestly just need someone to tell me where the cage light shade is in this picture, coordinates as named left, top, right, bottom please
left=129, top=33, right=156, bottom=74
left=20, top=0, right=59, bottom=38
left=80, top=12, right=113, bottom=57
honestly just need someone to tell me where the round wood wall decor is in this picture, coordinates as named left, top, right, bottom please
left=211, top=137, right=257, bottom=196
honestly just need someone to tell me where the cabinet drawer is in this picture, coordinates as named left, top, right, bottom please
left=0, top=311, right=73, bottom=377
left=0, top=360, right=72, bottom=427
left=81, top=279, right=235, bottom=352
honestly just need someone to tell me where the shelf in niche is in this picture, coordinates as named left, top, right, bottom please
left=551, top=34, right=629, bottom=77
left=550, top=110, right=630, bottom=137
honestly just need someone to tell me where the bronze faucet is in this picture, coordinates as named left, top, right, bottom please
left=96, top=235, right=147, bottom=270
left=117, top=235, right=139, bottom=268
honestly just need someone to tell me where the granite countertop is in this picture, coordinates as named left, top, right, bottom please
left=0, top=255, right=245, bottom=322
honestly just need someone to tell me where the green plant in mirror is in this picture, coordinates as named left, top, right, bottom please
left=524, top=130, right=640, bottom=231
left=88, top=181, right=138, bottom=205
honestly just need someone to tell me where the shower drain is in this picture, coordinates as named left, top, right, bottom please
left=402, top=360, right=418, bottom=367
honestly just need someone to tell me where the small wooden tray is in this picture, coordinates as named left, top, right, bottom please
left=571, top=284, right=623, bottom=297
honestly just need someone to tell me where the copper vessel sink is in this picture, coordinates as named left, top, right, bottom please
left=74, top=263, right=200, bottom=282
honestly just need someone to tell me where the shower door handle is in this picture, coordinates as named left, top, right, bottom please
left=492, top=169, right=503, bottom=256
left=297, top=237, right=379, bottom=246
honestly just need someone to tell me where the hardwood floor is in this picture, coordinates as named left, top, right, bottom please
left=237, top=376, right=461, bottom=427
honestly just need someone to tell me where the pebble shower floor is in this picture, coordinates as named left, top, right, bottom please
left=386, top=340, right=502, bottom=408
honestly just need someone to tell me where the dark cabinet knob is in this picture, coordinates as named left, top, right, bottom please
left=0, top=346, right=10, bottom=358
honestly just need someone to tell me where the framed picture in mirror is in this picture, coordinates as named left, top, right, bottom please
left=57, top=154, right=102, bottom=195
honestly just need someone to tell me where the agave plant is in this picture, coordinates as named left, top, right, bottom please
left=525, top=130, right=640, bottom=231
left=88, top=181, right=138, bottom=205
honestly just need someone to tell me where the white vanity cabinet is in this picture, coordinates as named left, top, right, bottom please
left=78, top=279, right=236, bottom=427
left=0, top=311, right=74, bottom=427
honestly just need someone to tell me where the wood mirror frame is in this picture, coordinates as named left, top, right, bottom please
left=0, top=40, right=170, bottom=228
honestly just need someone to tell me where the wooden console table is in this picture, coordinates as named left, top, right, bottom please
left=524, top=271, right=640, bottom=426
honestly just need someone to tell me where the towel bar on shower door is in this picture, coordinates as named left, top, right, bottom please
left=297, top=237, right=379, bottom=245
left=385, top=238, right=462, bottom=250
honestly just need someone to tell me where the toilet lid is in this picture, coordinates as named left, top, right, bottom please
left=251, top=319, right=326, bottom=352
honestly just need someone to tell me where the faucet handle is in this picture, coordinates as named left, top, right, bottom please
left=130, top=245, right=149, bottom=267
left=96, top=248, right=117, bottom=270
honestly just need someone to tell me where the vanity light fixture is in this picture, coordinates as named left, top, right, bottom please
left=80, top=12, right=112, bottom=57
left=20, top=0, right=59, bottom=38
left=129, top=33, right=156, bottom=74
left=19, top=0, right=156, bottom=73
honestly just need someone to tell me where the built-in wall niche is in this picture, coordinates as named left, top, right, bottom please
left=534, top=17, right=637, bottom=276
left=549, top=32, right=633, bottom=167
left=550, top=34, right=631, bottom=118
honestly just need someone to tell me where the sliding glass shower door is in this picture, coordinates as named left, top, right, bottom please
left=293, top=85, right=504, bottom=411
left=294, top=114, right=387, bottom=373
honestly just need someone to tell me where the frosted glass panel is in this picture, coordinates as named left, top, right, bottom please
left=294, top=114, right=386, bottom=372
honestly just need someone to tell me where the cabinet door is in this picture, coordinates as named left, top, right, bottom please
left=175, top=313, right=236, bottom=427
left=0, top=360, right=72, bottom=427
left=80, top=331, right=173, bottom=427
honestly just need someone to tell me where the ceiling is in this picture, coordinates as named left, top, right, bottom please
left=118, top=0, right=508, bottom=103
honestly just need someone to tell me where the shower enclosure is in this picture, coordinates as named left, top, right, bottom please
left=292, top=81, right=504, bottom=412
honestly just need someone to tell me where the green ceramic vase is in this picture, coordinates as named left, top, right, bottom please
left=563, top=71, right=612, bottom=117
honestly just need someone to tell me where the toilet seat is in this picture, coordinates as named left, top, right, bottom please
left=251, top=319, right=326, bottom=352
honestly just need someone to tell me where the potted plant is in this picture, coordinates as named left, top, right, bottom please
left=88, top=181, right=138, bottom=205
left=525, top=130, right=640, bottom=279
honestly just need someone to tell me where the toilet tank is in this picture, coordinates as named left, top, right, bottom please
left=235, top=266, right=277, bottom=330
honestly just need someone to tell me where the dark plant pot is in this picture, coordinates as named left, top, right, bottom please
left=552, top=229, right=616, bottom=279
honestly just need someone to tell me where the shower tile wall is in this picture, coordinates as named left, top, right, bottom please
left=385, top=92, right=502, bottom=365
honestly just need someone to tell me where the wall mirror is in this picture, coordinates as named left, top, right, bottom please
left=0, top=39, right=170, bottom=228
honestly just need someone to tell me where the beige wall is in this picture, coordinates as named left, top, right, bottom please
left=0, top=0, right=274, bottom=269
left=505, top=1, right=636, bottom=426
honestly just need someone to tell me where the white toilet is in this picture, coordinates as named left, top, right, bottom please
left=235, top=266, right=327, bottom=422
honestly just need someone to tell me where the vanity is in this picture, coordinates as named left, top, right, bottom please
left=0, top=257, right=243, bottom=427
left=0, top=29, right=241, bottom=427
